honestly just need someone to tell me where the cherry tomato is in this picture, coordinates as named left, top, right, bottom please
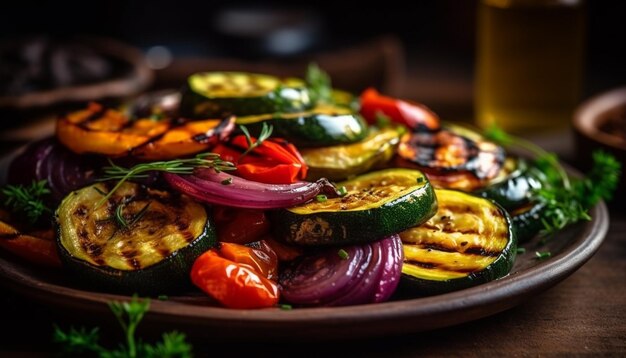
left=218, top=242, right=278, bottom=280
left=264, top=237, right=304, bottom=262
left=213, top=206, right=270, bottom=245
left=359, top=88, right=441, bottom=131
left=190, top=242, right=280, bottom=309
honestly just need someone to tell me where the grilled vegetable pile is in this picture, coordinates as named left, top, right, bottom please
left=0, top=65, right=619, bottom=309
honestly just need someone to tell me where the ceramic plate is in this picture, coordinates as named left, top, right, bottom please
left=0, top=196, right=608, bottom=341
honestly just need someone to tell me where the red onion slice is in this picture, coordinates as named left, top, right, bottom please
left=279, top=235, right=404, bottom=307
left=7, top=137, right=98, bottom=202
left=164, top=170, right=338, bottom=209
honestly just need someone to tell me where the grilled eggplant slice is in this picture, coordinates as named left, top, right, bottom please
left=400, top=189, right=516, bottom=295
left=56, top=182, right=216, bottom=294
left=271, top=169, right=437, bottom=246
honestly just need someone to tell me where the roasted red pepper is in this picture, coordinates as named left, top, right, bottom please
left=359, top=88, right=441, bottom=132
left=191, top=242, right=279, bottom=309
left=213, top=206, right=270, bottom=245
left=213, top=135, right=308, bottom=184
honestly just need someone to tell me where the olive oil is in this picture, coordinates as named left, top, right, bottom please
left=476, top=0, right=585, bottom=134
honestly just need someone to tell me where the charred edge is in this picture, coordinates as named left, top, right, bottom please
left=0, top=233, right=20, bottom=240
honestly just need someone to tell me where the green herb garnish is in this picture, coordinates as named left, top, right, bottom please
left=157, top=295, right=168, bottom=301
left=306, top=62, right=332, bottom=104
left=239, top=122, right=273, bottom=159
left=221, top=177, right=233, bottom=185
left=337, top=186, right=348, bottom=197
left=516, top=247, right=526, bottom=254
left=316, top=194, right=328, bottom=202
left=114, top=201, right=151, bottom=230
left=1, top=180, right=51, bottom=224
left=484, top=124, right=621, bottom=235
left=53, top=295, right=192, bottom=357
left=535, top=251, right=551, bottom=260
left=338, top=249, right=349, bottom=260
left=375, top=111, right=391, bottom=128
left=278, top=304, right=293, bottom=310
left=98, top=152, right=235, bottom=207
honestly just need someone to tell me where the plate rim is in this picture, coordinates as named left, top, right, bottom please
left=0, top=200, right=609, bottom=338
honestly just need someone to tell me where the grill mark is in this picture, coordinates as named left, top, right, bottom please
left=464, top=247, right=501, bottom=257
left=181, top=229, right=195, bottom=243
left=78, top=107, right=107, bottom=126
left=404, top=259, right=483, bottom=274
left=441, top=226, right=481, bottom=235
left=157, top=247, right=172, bottom=258
left=77, top=228, right=105, bottom=262
left=73, top=205, right=88, bottom=218
left=406, top=241, right=503, bottom=258
left=128, top=258, right=141, bottom=270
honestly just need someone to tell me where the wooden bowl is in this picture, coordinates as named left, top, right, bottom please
left=0, top=36, right=153, bottom=111
left=573, top=86, right=626, bottom=206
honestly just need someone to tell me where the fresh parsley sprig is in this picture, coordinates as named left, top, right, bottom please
left=97, top=153, right=235, bottom=207
left=484, top=124, right=621, bottom=235
left=53, top=295, right=192, bottom=358
left=306, top=63, right=333, bottom=104
left=1, top=180, right=52, bottom=224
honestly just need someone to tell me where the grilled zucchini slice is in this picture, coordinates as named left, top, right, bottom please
left=301, top=126, right=401, bottom=181
left=56, top=182, right=216, bottom=294
left=180, top=72, right=314, bottom=118
left=235, top=104, right=369, bottom=147
left=400, top=189, right=516, bottom=295
left=271, top=169, right=437, bottom=246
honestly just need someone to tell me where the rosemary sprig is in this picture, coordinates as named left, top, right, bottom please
left=97, top=153, right=235, bottom=207
left=114, top=201, right=151, bottom=230
left=238, top=122, right=273, bottom=159
left=1, top=180, right=52, bottom=224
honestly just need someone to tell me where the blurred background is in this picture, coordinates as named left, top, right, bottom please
left=0, top=0, right=625, bottom=131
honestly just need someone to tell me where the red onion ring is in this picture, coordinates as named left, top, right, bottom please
left=164, top=169, right=338, bottom=209
left=279, top=235, right=404, bottom=307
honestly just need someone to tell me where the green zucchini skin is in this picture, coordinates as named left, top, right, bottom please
left=270, top=169, right=438, bottom=246
left=237, top=107, right=369, bottom=148
left=301, top=126, right=401, bottom=181
left=511, top=201, right=546, bottom=243
left=55, top=183, right=217, bottom=295
left=473, top=158, right=543, bottom=211
left=400, top=189, right=517, bottom=296
left=180, top=72, right=314, bottom=118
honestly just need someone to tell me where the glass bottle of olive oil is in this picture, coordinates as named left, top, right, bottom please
left=475, top=0, right=585, bottom=134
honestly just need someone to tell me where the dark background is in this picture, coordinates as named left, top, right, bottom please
left=1, top=0, right=625, bottom=97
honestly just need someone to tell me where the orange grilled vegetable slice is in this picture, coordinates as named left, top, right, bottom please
left=57, top=102, right=234, bottom=159
left=0, top=220, right=61, bottom=268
